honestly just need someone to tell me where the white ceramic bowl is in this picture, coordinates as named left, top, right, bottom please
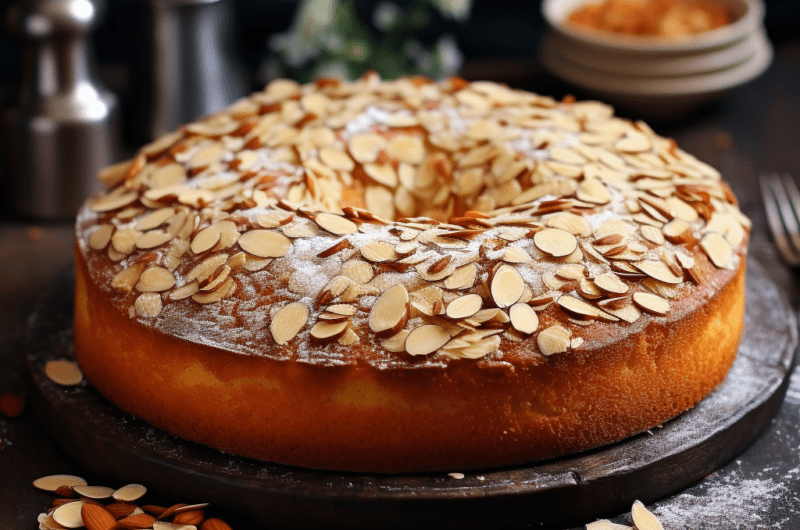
left=540, top=0, right=772, bottom=119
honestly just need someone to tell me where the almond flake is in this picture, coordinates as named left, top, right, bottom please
left=191, top=278, right=234, bottom=304
left=503, top=246, right=531, bottom=263
left=349, top=133, right=386, bottom=163
left=169, top=282, right=199, bottom=300
left=72, top=486, right=115, bottom=500
left=586, top=520, right=632, bottom=530
left=363, top=164, right=398, bottom=187
left=537, top=325, right=571, bottom=356
left=631, top=500, right=664, bottom=530
left=576, top=178, right=611, bottom=204
left=315, top=213, right=357, bottom=235
left=135, top=293, right=163, bottom=317
left=342, top=260, right=374, bottom=284
left=544, top=212, right=591, bottom=237
left=593, top=272, right=628, bottom=294
left=615, top=130, right=652, bottom=153
left=45, top=360, right=83, bottom=386
left=369, top=284, right=410, bottom=335
left=490, top=264, right=524, bottom=308
left=534, top=228, right=577, bottom=257
left=602, top=303, right=641, bottom=323
left=88, top=225, right=114, bottom=250
left=361, top=241, right=398, bottom=262
left=632, top=291, right=669, bottom=315
left=640, top=225, right=665, bottom=245
left=271, top=303, right=310, bottom=345
left=634, top=260, right=682, bottom=284
left=446, top=294, right=483, bottom=319
left=191, top=225, right=221, bottom=254
left=700, top=232, right=732, bottom=268
left=558, top=295, right=618, bottom=321
left=238, top=230, right=292, bottom=258
left=90, top=189, right=138, bottom=212
left=381, top=329, right=411, bottom=352
left=52, top=501, right=85, bottom=528
left=319, top=147, right=354, bottom=171
left=310, top=320, right=349, bottom=340
left=444, top=264, right=477, bottom=290
left=33, top=476, right=87, bottom=493
left=136, top=267, right=176, bottom=292
left=509, top=303, right=539, bottom=334
left=662, top=218, right=694, bottom=245
left=405, top=325, right=450, bottom=356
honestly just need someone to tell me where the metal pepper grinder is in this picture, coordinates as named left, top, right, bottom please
left=2, top=0, right=118, bottom=219
left=141, top=0, right=247, bottom=141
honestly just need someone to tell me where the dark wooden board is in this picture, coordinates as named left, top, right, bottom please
left=24, top=258, right=796, bottom=529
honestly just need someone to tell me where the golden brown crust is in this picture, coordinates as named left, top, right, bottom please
left=75, top=242, right=744, bottom=472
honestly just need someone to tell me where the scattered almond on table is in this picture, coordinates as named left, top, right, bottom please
left=33, top=475, right=233, bottom=530
left=586, top=499, right=665, bottom=529
left=0, top=392, right=25, bottom=418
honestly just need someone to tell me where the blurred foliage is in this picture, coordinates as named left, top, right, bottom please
left=266, top=0, right=472, bottom=82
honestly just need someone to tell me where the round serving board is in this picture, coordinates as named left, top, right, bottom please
left=25, top=258, right=796, bottom=529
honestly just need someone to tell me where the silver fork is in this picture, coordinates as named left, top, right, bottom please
left=760, top=172, right=800, bottom=267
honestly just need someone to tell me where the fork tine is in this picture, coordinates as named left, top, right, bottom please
left=760, top=173, right=800, bottom=266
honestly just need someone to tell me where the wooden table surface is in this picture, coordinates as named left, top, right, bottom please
left=2, top=39, right=800, bottom=530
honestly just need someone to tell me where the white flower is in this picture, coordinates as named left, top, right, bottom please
left=432, top=0, right=473, bottom=22
left=373, top=2, right=402, bottom=31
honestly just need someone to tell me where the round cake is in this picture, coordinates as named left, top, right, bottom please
left=74, top=74, right=749, bottom=473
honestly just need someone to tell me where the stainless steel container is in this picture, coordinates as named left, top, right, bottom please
left=2, top=0, right=118, bottom=219
left=142, top=0, right=247, bottom=141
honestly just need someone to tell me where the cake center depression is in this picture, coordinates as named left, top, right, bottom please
left=77, top=74, right=748, bottom=369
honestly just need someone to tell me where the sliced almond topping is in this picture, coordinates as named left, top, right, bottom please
left=662, top=218, right=694, bottom=245
left=700, top=232, right=732, bottom=268
left=503, top=246, right=531, bottom=263
left=319, top=147, right=354, bottom=171
left=446, top=294, right=483, bottom=319
left=349, top=133, right=386, bottom=163
left=361, top=241, right=398, bottom=262
left=342, top=260, right=374, bottom=284
left=632, top=291, right=669, bottom=315
left=369, top=284, right=410, bottom=335
left=310, top=320, right=349, bottom=341
left=88, top=225, right=114, bottom=251
left=387, top=135, right=425, bottom=164
left=271, top=302, right=310, bottom=345
left=191, top=224, right=221, bottom=254
left=509, top=303, right=539, bottom=334
left=558, top=295, right=618, bottom=322
left=640, top=225, right=665, bottom=245
left=363, top=163, right=398, bottom=188
left=315, top=213, right=358, bottom=235
left=90, top=189, right=138, bottom=212
left=537, top=325, right=571, bottom=356
left=631, top=500, right=664, bottom=530
left=634, top=260, right=682, bottom=284
left=444, top=263, right=477, bottom=290
left=381, top=329, right=411, bottom=352
left=405, top=325, right=450, bottom=356
left=555, top=264, right=584, bottom=281
left=317, top=239, right=353, bottom=258
left=534, top=228, right=577, bottom=257
left=134, top=293, right=163, bottom=317
left=326, top=304, right=357, bottom=316
left=642, top=278, right=680, bottom=299
left=97, top=158, right=136, bottom=187
left=594, top=272, right=628, bottom=294
left=674, top=251, right=695, bottom=269
left=111, top=263, right=146, bottom=292
left=490, top=264, right=524, bottom=308
left=238, top=230, right=292, bottom=258
left=136, top=267, right=176, bottom=292
left=191, top=278, right=234, bottom=304
left=615, top=130, right=652, bottom=153
left=169, top=282, right=199, bottom=300
left=544, top=212, right=592, bottom=237
left=576, top=178, right=611, bottom=205
left=150, top=163, right=187, bottom=189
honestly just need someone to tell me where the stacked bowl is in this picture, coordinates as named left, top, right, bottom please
left=540, top=0, right=772, bottom=119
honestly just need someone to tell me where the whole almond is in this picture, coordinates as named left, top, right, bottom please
left=118, top=513, right=157, bottom=528
left=0, top=393, right=24, bottom=418
left=173, top=509, right=204, bottom=525
left=81, top=503, right=117, bottom=530
left=55, top=485, right=75, bottom=497
left=201, top=518, right=233, bottom=530
left=105, top=502, right=137, bottom=519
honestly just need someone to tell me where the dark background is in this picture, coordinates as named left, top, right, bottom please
left=0, top=0, right=797, bottom=155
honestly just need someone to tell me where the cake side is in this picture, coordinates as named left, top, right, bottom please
left=75, top=241, right=744, bottom=472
